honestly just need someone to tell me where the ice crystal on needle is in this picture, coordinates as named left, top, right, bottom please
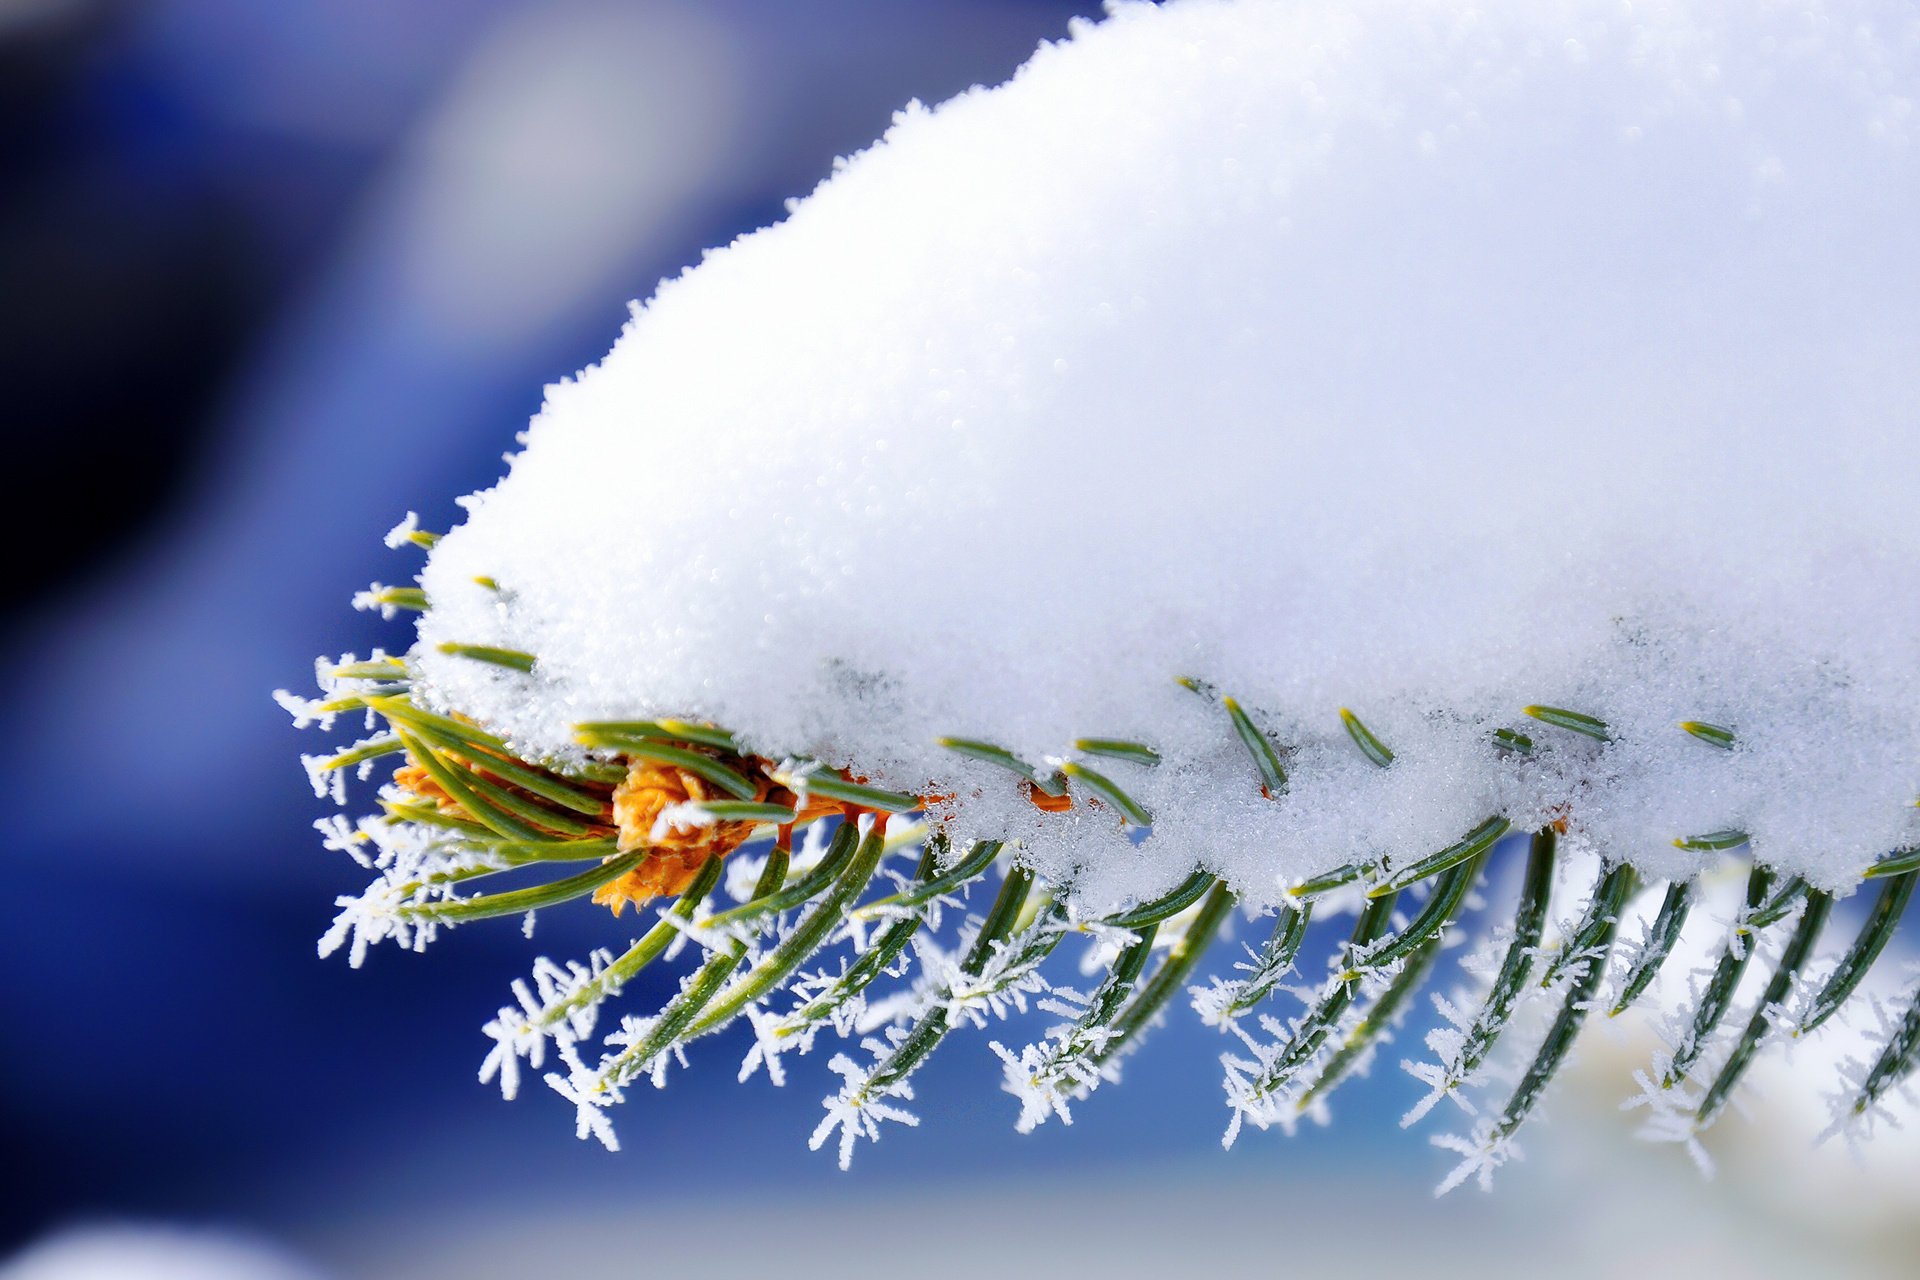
left=286, top=0, right=1920, bottom=1182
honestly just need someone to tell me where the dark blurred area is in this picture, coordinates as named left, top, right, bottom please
left=3, top=4, right=1917, bottom=1277
left=3, top=0, right=251, bottom=606
left=0, top=0, right=1105, bottom=611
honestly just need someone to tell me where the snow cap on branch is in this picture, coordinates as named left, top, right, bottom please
left=416, top=0, right=1920, bottom=906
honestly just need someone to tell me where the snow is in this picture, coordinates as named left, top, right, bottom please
left=406, top=0, right=1920, bottom=909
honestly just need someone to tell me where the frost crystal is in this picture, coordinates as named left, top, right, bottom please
left=479, top=952, right=614, bottom=1100
left=1431, top=1123, right=1522, bottom=1196
left=811, top=1041, right=921, bottom=1171
left=544, top=1045, right=623, bottom=1152
left=318, top=867, right=438, bottom=968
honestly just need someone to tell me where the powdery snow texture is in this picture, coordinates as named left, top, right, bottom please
left=412, top=0, right=1920, bottom=912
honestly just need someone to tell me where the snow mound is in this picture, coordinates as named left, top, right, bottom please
left=411, top=0, right=1920, bottom=909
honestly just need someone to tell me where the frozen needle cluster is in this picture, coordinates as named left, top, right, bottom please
left=284, top=0, right=1920, bottom=1183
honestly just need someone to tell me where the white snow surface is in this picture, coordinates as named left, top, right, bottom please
left=414, top=0, right=1920, bottom=911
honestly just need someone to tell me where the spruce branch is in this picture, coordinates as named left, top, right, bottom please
left=289, top=628, right=1920, bottom=1184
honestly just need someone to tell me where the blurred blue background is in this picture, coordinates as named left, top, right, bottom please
left=3, top=3, right=1917, bottom=1277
